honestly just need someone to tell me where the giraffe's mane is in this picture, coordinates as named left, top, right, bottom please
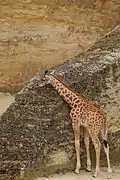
left=52, top=75, right=101, bottom=109
left=52, top=75, right=86, bottom=99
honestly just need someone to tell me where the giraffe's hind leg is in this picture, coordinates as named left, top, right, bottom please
left=101, top=127, right=112, bottom=178
left=88, top=130, right=101, bottom=178
left=84, top=128, right=92, bottom=172
left=103, top=140, right=112, bottom=179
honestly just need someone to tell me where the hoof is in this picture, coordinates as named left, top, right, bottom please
left=92, top=169, right=100, bottom=178
left=92, top=174, right=97, bottom=178
left=108, top=175, right=112, bottom=179
left=86, top=168, right=92, bottom=172
left=108, top=173, right=112, bottom=179
left=108, top=168, right=112, bottom=179
left=74, top=169, right=80, bottom=174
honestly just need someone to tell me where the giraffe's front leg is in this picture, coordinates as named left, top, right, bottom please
left=84, top=128, right=92, bottom=172
left=73, top=125, right=81, bottom=174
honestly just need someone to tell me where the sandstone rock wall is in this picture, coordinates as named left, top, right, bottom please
left=0, top=25, right=120, bottom=180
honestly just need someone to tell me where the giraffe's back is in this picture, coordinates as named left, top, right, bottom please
left=81, top=102, right=106, bottom=130
left=71, top=98, right=107, bottom=132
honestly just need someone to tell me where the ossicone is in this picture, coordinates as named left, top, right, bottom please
left=45, top=70, right=48, bottom=75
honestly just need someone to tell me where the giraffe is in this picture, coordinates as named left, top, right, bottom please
left=39, top=70, right=112, bottom=178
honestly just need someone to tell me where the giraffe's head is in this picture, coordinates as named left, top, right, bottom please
left=39, top=70, right=55, bottom=87
left=40, top=69, right=65, bottom=87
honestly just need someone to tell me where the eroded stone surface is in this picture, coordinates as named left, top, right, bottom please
left=0, top=25, right=120, bottom=179
left=0, top=0, right=120, bottom=93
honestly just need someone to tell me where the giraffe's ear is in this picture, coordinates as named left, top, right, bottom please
left=50, top=70, right=55, bottom=75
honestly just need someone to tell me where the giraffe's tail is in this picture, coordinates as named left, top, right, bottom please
left=101, top=117, right=109, bottom=148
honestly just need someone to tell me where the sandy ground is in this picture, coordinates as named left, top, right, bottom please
left=0, top=92, right=14, bottom=115
left=34, top=169, right=120, bottom=180
left=0, top=93, right=120, bottom=179
left=0, top=0, right=120, bottom=93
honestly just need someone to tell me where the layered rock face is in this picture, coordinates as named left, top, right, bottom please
left=0, top=25, right=120, bottom=179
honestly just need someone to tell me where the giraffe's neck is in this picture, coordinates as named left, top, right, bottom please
left=48, top=75, right=82, bottom=107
